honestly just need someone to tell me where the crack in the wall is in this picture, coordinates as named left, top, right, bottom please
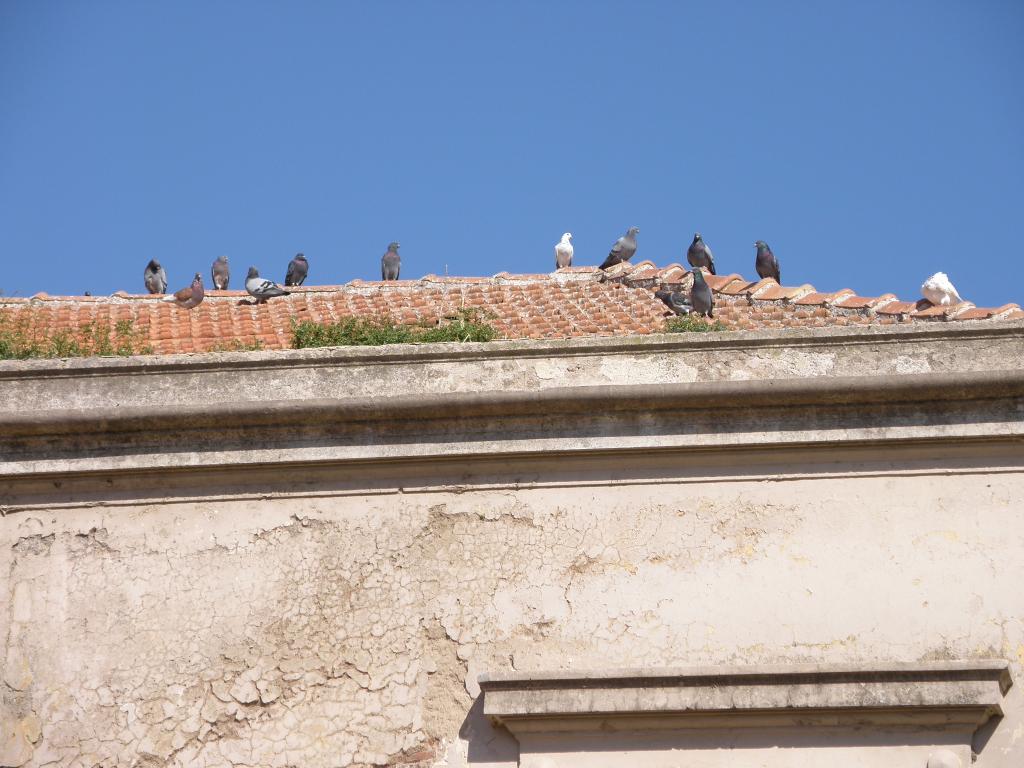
left=2, top=474, right=1023, bottom=766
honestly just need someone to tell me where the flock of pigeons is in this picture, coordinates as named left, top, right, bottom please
left=143, top=244, right=404, bottom=309
left=139, top=228, right=963, bottom=318
left=556, top=228, right=781, bottom=318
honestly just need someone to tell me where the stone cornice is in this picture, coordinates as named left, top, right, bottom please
left=4, top=369, right=1023, bottom=438
left=480, top=661, right=1013, bottom=734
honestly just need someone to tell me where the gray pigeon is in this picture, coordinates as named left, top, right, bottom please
left=211, top=255, right=230, bottom=290
left=599, top=227, right=639, bottom=270
left=381, top=242, right=400, bottom=281
left=246, top=267, right=290, bottom=303
left=285, top=253, right=308, bottom=286
left=755, top=240, right=780, bottom=283
left=654, top=288, right=691, bottom=315
left=687, top=233, right=716, bottom=275
left=161, top=273, right=205, bottom=309
left=144, top=259, right=167, bottom=294
left=690, top=269, right=714, bottom=318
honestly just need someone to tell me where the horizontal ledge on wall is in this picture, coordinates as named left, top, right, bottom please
left=3, top=322, right=1022, bottom=381
left=4, top=369, right=1024, bottom=439
left=480, top=660, right=1012, bottom=735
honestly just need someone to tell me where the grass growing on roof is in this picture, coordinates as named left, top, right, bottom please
left=664, top=315, right=727, bottom=333
left=207, top=339, right=266, bottom=353
left=292, top=309, right=498, bottom=349
left=0, top=313, right=154, bottom=359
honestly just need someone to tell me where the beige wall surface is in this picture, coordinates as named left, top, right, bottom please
left=1, top=323, right=1023, bottom=767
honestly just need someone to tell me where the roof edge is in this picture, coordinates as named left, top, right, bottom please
left=2, top=319, right=1024, bottom=380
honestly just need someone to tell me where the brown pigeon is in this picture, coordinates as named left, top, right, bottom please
left=162, top=273, right=205, bottom=309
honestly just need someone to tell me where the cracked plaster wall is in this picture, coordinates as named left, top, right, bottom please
left=2, top=470, right=1022, bottom=767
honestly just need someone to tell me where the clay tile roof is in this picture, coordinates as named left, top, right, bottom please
left=875, top=300, right=922, bottom=316
left=835, top=293, right=897, bottom=310
left=0, top=263, right=1019, bottom=355
left=793, top=290, right=856, bottom=306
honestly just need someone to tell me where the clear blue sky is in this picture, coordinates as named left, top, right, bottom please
left=1, top=1, right=1021, bottom=306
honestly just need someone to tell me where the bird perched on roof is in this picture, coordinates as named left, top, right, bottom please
left=921, top=272, right=963, bottom=306
left=655, top=288, right=691, bottom=315
left=285, top=253, right=308, bottom=286
left=144, top=260, right=167, bottom=294
left=246, top=267, right=290, bottom=303
left=690, top=268, right=714, bottom=318
left=754, top=240, right=780, bottom=283
left=600, top=227, right=639, bottom=270
left=162, top=273, right=205, bottom=309
left=555, top=233, right=573, bottom=269
left=381, top=242, right=401, bottom=281
left=687, top=233, right=716, bottom=275
left=211, top=255, right=230, bottom=290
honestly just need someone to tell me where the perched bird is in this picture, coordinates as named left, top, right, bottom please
left=285, top=253, right=309, bottom=287
left=143, top=260, right=167, bottom=294
left=755, top=240, right=780, bottom=283
left=211, top=255, right=230, bottom=290
left=162, top=273, right=205, bottom=309
left=690, top=268, right=714, bottom=317
left=554, top=232, right=574, bottom=269
left=687, top=233, right=716, bottom=275
left=381, top=242, right=401, bottom=281
left=245, top=267, right=290, bottom=303
left=655, top=288, right=691, bottom=315
left=599, top=227, right=639, bottom=270
left=921, top=272, right=963, bottom=306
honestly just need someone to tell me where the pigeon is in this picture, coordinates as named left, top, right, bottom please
left=144, top=260, right=167, bottom=294
left=381, top=242, right=401, bottom=281
left=687, top=233, right=716, bottom=275
left=245, top=266, right=290, bottom=303
left=211, top=255, right=230, bottom=290
left=554, top=233, right=574, bottom=269
left=599, top=226, right=639, bottom=270
left=690, top=268, right=714, bottom=317
left=655, top=288, right=691, bottom=315
left=285, top=253, right=308, bottom=286
left=921, top=272, right=963, bottom=306
left=162, top=273, right=205, bottom=309
left=755, top=240, right=780, bottom=283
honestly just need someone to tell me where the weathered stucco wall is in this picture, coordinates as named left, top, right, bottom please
left=2, top=322, right=1023, bottom=767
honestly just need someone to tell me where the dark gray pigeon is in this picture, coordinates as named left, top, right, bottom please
left=381, top=242, right=400, bottom=281
left=654, top=288, right=691, bottom=315
left=687, top=233, right=716, bottom=275
left=599, top=227, right=639, bottom=270
left=690, top=268, right=714, bottom=318
left=755, top=240, right=780, bottom=283
left=162, top=273, right=205, bottom=309
left=245, top=267, right=290, bottom=304
left=211, top=255, right=230, bottom=290
left=285, top=253, right=308, bottom=286
left=144, top=260, right=167, bottom=294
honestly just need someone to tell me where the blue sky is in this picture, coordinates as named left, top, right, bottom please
left=1, top=1, right=1021, bottom=306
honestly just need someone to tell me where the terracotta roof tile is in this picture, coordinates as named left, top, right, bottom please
left=835, top=293, right=897, bottom=310
left=875, top=300, right=921, bottom=317
left=754, top=283, right=816, bottom=302
left=704, top=273, right=747, bottom=293
left=1, top=266, right=1019, bottom=355
left=954, top=303, right=1019, bottom=321
left=793, top=289, right=856, bottom=306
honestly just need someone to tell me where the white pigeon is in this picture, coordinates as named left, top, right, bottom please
left=921, top=272, right=963, bottom=306
left=554, top=232, right=573, bottom=269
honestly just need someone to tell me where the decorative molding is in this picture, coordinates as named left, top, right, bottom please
left=480, top=661, right=1012, bottom=735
